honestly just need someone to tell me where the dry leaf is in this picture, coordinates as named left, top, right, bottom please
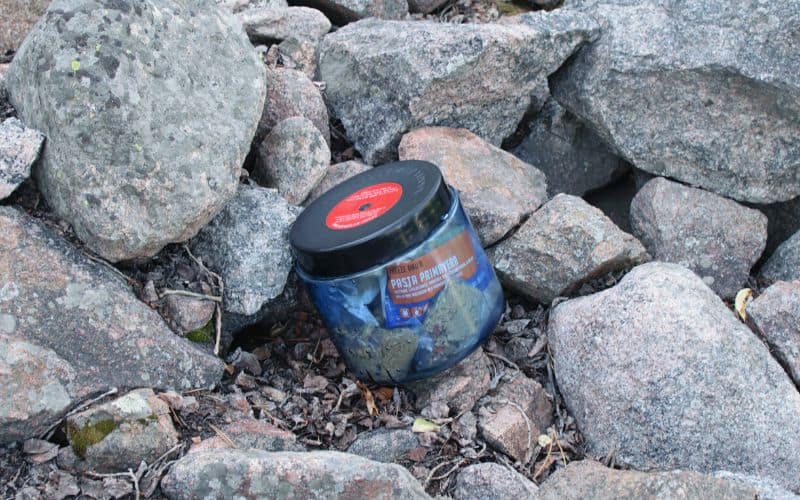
left=537, top=434, right=553, bottom=447
left=412, top=417, right=440, bottom=433
left=373, top=387, right=394, bottom=403
left=224, top=363, right=235, bottom=375
left=735, top=288, right=753, bottom=321
left=23, top=439, right=58, bottom=464
left=251, top=346, right=270, bottom=361
left=303, top=374, right=329, bottom=393
left=405, top=446, right=428, bottom=462
left=357, top=381, right=378, bottom=416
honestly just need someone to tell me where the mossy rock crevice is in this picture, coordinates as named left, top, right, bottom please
left=67, top=418, right=118, bottom=458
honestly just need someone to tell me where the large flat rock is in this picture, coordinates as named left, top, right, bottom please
left=319, top=10, right=598, bottom=164
left=551, top=0, right=800, bottom=203
left=0, top=207, right=223, bottom=443
left=548, top=262, right=800, bottom=491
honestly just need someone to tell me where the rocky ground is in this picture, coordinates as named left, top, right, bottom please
left=1, top=0, right=800, bottom=499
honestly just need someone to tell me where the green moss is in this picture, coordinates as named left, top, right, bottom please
left=67, top=419, right=117, bottom=458
left=185, top=321, right=213, bottom=343
left=496, top=0, right=533, bottom=15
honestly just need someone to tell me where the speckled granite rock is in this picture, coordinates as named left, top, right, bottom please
left=347, top=429, right=418, bottom=463
left=538, top=461, right=763, bottom=499
left=748, top=281, right=800, bottom=386
left=552, top=0, right=800, bottom=203
left=630, top=177, right=767, bottom=299
left=60, top=389, right=178, bottom=473
left=255, top=116, right=330, bottom=205
left=0, top=117, right=44, bottom=200
left=161, top=449, right=431, bottom=499
left=453, top=463, right=538, bottom=500
left=491, top=194, right=649, bottom=304
left=190, top=184, right=300, bottom=339
left=512, top=97, right=628, bottom=196
left=408, top=348, right=491, bottom=416
left=238, top=6, right=331, bottom=43
left=5, top=0, right=266, bottom=261
left=399, top=127, right=547, bottom=246
left=548, top=262, right=800, bottom=491
left=760, top=231, right=800, bottom=284
left=319, top=10, right=598, bottom=164
left=257, top=67, right=329, bottom=145
left=295, top=0, right=408, bottom=23
left=0, top=207, right=223, bottom=444
left=306, top=160, right=371, bottom=204
left=478, top=375, right=553, bottom=462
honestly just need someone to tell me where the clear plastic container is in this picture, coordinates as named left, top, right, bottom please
left=290, top=161, right=504, bottom=384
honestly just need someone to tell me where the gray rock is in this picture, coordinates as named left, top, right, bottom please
left=306, top=160, right=371, bottom=204
left=491, top=194, right=649, bottom=304
left=5, top=0, right=266, bottom=262
left=630, top=177, right=767, bottom=299
left=0, top=336, right=75, bottom=443
left=453, top=463, right=538, bottom=500
left=760, top=231, right=800, bottom=284
left=477, top=375, right=553, bottom=463
left=190, top=417, right=303, bottom=452
left=258, top=67, right=329, bottom=145
left=551, top=0, right=800, bottom=203
left=295, top=0, right=408, bottom=24
left=0, top=118, right=44, bottom=200
left=190, top=184, right=300, bottom=331
left=61, top=389, right=177, bottom=473
left=319, top=11, right=599, bottom=164
left=347, top=429, right=419, bottom=463
left=0, top=0, right=47, bottom=53
left=238, top=6, right=331, bottom=43
left=217, top=0, right=288, bottom=13
left=269, top=36, right=320, bottom=79
left=713, top=471, right=800, bottom=500
left=548, top=262, right=800, bottom=491
left=255, top=116, right=331, bottom=204
left=398, top=127, right=547, bottom=246
left=163, top=294, right=215, bottom=334
left=748, top=281, right=800, bottom=387
left=538, top=460, right=762, bottom=500
left=408, top=348, right=491, bottom=416
left=0, top=207, right=223, bottom=444
left=161, top=449, right=431, bottom=499
left=512, top=98, right=628, bottom=196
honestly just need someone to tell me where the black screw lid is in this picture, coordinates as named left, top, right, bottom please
left=290, top=160, right=452, bottom=278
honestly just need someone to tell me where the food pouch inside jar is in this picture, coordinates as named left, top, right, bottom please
left=289, top=160, right=504, bottom=383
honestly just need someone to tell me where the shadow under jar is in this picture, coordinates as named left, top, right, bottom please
left=290, top=160, right=504, bottom=384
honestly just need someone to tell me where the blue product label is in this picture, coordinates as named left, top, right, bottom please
left=382, top=228, right=494, bottom=328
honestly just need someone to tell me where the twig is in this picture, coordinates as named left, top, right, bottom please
left=533, top=442, right=555, bottom=480
left=432, top=457, right=466, bottom=480
left=213, top=303, right=222, bottom=356
left=41, top=388, right=118, bottom=438
left=423, top=457, right=462, bottom=488
left=183, top=244, right=224, bottom=356
left=84, top=253, right=133, bottom=284
left=485, top=351, right=520, bottom=372
left=498, top=399, right=533, bottom=464
left=158, top=289, right=221, bottom=303
left=85, top=469, right=140, bottom=500
left=209, top=423, right=237, bottom=448
left=150, top=443, right=184, bottom=467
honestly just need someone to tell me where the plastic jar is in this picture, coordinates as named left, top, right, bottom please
left=289, top=161, right=504, bottom=384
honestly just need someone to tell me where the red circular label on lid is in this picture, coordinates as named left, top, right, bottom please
left=325, top=182, right=403, bottom=230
